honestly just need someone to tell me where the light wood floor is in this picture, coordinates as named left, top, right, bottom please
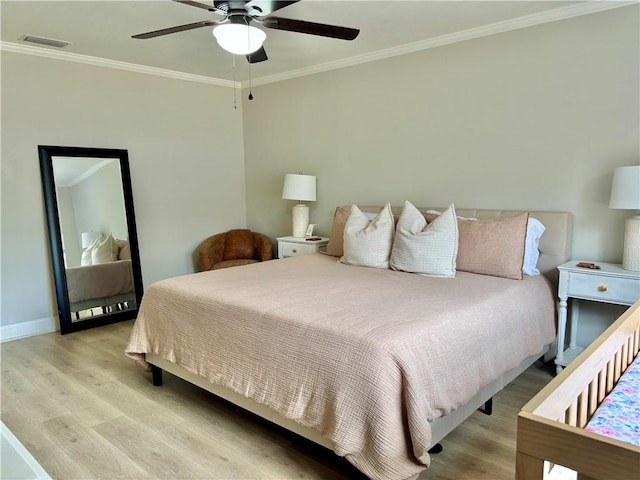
left=1, top=320, right=554, bottom=480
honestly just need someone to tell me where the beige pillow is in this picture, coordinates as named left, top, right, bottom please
left=80, top=233, right=104, bottom=266
left=340, top=203, right=395, bottom=269
left=119, top=242, right=131, bottom=260
left=91, top=233, right=119, bottom=265
left=324, top=206, right=349, bottom=257
left=391, top=202, right=458, bottom=277
left=457, top=212, right=529, bottom=280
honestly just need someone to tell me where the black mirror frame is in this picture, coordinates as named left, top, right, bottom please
left=38, top=145, right=144, bottom=334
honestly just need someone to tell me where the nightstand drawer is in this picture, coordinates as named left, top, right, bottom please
left=568, top=272, right=640, bottom=305
left=280, top=242, right=318, bottom=257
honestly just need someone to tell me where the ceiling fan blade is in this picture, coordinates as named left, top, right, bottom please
left=173, top=0, right=216, bottom=11
left=245, top=1, right=299, bottom=16
left=263, top=17, right=359, bottom=40
left=132, top=20, right=218, bottom=39
left=246, top=46, right=268, bottom=63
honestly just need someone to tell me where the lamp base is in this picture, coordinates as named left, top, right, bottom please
left=622, top=215, right=640, bottom=271
left=292, top=204, right=309, bottom=238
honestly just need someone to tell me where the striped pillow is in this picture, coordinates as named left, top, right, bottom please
left=340, top=203, right=395, bottom=269
left=391, top=201, right=458, bottom=277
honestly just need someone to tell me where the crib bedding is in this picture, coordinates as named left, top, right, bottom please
left=126, top=253, right=556, bottom=480
left=585, top=354, right=640, bottom=446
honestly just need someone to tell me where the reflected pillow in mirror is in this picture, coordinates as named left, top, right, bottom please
left=81, top=233, right=104, bottom=266
left=92, top=233, right=119, bottom=264
left=114, top=238, right=131, bottom=260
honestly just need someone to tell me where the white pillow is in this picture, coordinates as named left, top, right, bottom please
left=80, top=233, right=104, bottom=266
left=523, top=218, right=545, bottom=276
left=340, top=203, right=395, bottom=269
left=391, top=202, right=458, bottom=277
left=91, top=233, right=119, bottom=265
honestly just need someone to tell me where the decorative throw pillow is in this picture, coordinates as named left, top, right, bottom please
left=340, top=203, right=395, bottom=269
left=456, top=212, right=529, bottom=280
left=391, top=202, right=458, bottom=277
left=91, top=233, right=119, bottom=264
left=223, top=229, right=255, bottom=260
left=425, top=210, right=544, bottom=276
left=118, top=241, right=132, bottom=261
left=81, top=233, right=104, bottom=266
left=324, top=206, right=349, bottom=257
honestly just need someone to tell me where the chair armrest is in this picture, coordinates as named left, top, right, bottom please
left=199, top=234, right=226, bottom=271
left=254, top=233, right=273, bottom=261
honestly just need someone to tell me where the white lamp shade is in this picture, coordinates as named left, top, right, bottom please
left=213, top=24, right=266, bottom=55
left=81, top=231, right=100, bottom=249
left=282, top=174, right=316, bottom=202
left=609, top=165, right=640, bottom=209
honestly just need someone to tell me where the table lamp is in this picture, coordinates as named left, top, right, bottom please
left=609, top=165, right=640, bottom=271
left=282, top=173, right=316, bottom=237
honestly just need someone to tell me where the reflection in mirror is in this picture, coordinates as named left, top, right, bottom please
left=39, top=146, right=143, bottom=334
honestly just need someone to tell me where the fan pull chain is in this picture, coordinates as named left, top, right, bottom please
left=232, top=53, right=237, bottom=110
left=246, top=18, right=254, bottom=101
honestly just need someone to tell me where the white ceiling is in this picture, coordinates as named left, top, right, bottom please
left=52, top=157, right=114, bottom=187
left=0, top=1, right=631, bottom=85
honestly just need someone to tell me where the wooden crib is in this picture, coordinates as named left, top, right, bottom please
left=516, top=299, right=640, bottom=480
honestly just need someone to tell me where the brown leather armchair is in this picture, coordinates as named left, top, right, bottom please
left=199, top=229, right=272, bottom=271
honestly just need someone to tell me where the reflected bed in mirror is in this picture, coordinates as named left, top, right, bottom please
left=39, top=146, right=143, bottom=334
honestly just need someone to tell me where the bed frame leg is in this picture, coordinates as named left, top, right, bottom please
left=481, top=398, right=493, bottom=415
left=428, top=443, right=443, bottom=454
left=151, top=365, right=163, bottom=386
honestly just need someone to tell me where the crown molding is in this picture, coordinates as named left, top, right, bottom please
left=0, top=41, right=237, bottom=88
left=247, top=1, right=637, bottom=87
left=1, top=1, right=635, bottom=89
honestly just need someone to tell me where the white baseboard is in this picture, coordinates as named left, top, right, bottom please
left=0, top=317, right=58, bottom=343
left=1, top=421, right=51, bottom=480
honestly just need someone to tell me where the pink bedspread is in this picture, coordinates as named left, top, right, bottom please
left=126, top=254, right=555, bottom=480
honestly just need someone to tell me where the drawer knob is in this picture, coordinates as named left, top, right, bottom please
left=292, top=248, right=297, bottom=253
left=598, top=284, right=608, bottom=292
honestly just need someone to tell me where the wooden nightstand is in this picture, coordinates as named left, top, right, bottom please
left=277, top=236, right=329, bottom=259
left=555, top=260, right=640, bottom=373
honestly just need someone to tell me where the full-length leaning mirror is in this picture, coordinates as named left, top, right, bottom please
left=39, top=145, right=143, bottom=334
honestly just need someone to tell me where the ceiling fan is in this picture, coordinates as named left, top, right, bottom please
left=132, top=1, right=360, bottom=64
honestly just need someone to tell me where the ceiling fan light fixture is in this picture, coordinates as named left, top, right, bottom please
left=213, top=24, right=266, bottom=55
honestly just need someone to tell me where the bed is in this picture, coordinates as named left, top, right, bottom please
left=516, top=299, right=640, bottom=480
left=66, top=259, right=135, bottom=315
left=126, top=206, right=572, bottom=480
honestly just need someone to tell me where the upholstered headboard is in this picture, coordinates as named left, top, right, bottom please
left=345, top=206, right=573, bottom=287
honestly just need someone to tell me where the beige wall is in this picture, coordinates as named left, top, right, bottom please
left=1, top=5, right=638, bottom=335
left=243, top=6, right=639, bottom=266
left=1, top=52, right=247, bottom=328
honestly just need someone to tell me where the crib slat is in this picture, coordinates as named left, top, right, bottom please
left=598, top=368, right=607, bottom=402
left=578, top=388, right=588, bottom=427
left=621, top=342, right=629, bottom=371
left=588, top=378, right=598, bottom=416
left=567, top=400, right=578, bottom=427
left=606, top=359, right=615, bottom=393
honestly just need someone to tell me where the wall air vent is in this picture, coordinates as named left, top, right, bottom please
left=19, top=34, right=71, bottom=48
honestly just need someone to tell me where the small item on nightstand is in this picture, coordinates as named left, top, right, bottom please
left=576, top=262, right=601, bottom=270
left=306, top=237, right=322, bottom=241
